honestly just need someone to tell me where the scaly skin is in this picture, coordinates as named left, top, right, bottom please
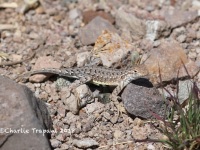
left=20, top=64, right=149, bottom=123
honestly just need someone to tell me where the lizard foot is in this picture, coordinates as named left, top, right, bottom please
left=110, top=94, right=126, bottom=124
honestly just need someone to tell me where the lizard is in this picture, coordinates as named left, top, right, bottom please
left=18, top=64, right=149, bottom=123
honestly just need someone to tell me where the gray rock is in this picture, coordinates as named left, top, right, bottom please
left=121, top=83, right=168, bottom=119
left=84, top=101, right=104, bottom=114
left=147, top=144, right=156, bottom=150
left=76, top=52, right=91, bottom=67
left=50, top=139, right=61, bottom=148
left=145, top=20, right=171, bottom=41
left=177, top=34, right=186, bottom=43
left=188, top=51, right=197, bottom=59
left=55, top=134, right=65, bottom=142
left=115, top=7, right=146, bottom=40
left=79, top=16, right=117, bottom=45
left=73, top=138, right=99, bottom=148
left=197, top=31, right=200, bottom=39
left=160, top=80, right=196, bottom=106
left=196, top=55, right=200, bottom=67
left=173, top=26, right=186, bottom=35
left=163, top=9, right=199, bottom=28
left=57, top=105, right=66, bottom=118
left=61, top=87, right=79, bottom=114
left=65, top=112, right=79, bottom=124
left=113, top=130, right=124, bottom=139
left=62, top=0, right=78, bottom=4
left=75, top=84, right=93, bottom=107
left=192, top=0, right=200, bottom=8
left=102, top=112, right=112, bottom=120
left=60, top=143, right=69, bottom=149
left=0, top=75, right=52, bottom=150
left=69, top=8, right=81, bottom=20
left=63, top=55, right=77, bottom=68
left=82, top=118, right=94, bottom=132
left=178, top=80, right=193, bottom=104
left=196, top=48, right=200, bottom=54
left=153, top=40, right=161, bottom=47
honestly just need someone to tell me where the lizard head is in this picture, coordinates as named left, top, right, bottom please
left=129, top=64, right=149, bottom=79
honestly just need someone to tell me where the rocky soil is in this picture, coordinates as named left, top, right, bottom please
left=0, top=0, right=199, bottom=149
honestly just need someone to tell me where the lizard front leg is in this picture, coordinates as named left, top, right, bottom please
left=110, top=77, right=133, bottom=123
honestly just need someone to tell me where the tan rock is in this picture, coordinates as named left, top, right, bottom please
left=11, top=54, right=22, bottom=62
left=93, top=30, right=134, bottom=67
left=29, top=56, right=62, bottom=82
left=61, top=87, right=79, bottom=115
left=113, top=130, right=124, bottom=139
left=76, top=52, right=91, bottom=67
left=115, top=7, right=146, bottom=40
left=144, top=40, right=199, bottom=85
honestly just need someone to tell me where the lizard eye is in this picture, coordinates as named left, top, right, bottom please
left=134, top=70, right=137, bottom=73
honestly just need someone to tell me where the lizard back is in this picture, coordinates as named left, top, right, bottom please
left=24, top=65, right=148, bottom=86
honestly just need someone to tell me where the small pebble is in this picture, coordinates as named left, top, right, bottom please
left=50, top=139, right=62, bottom=148
left=73, top=138, right=99, bottom=148
left=196, top=48, right=200, bottom=54
left=113, top=130, right=124, bottom=139
left=188, top=51, right=197, bottom=59
left=177, top=34, right=186, bottom=43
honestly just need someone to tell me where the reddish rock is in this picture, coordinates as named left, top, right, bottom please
left=163, top=9, right=199, bottom=28
left=29, top=56, right=62, bottom=82
left=82, top=10, right=115, bottom=24
left=79, top=16, right=117, bottom=45
left=144, top=40, right=199, bottom=85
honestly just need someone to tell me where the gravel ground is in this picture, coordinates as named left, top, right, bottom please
left=0, top=0, right=199, bottom=149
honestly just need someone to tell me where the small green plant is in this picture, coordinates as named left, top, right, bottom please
left=152, top=81, right=200, bottom=150
left=133, top=62, right=200, bottom=149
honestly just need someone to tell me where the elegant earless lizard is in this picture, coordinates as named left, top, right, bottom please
left=20, top=64, right=149, bottom=123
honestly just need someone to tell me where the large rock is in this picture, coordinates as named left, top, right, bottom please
left=145, top=20, right=171, bottom=41
left=144, top=39, right=199, bottom=85
left=121, top=82, right=168, bottom=119
left=0, top=75, right=52, bottom=150
left=79, top=16, right=117, bottom=45
left=92, top=30, right=134, bottom=67
left=115, top=7, right=146, bottom=40
left=162, top=9, right=199, bottom=28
